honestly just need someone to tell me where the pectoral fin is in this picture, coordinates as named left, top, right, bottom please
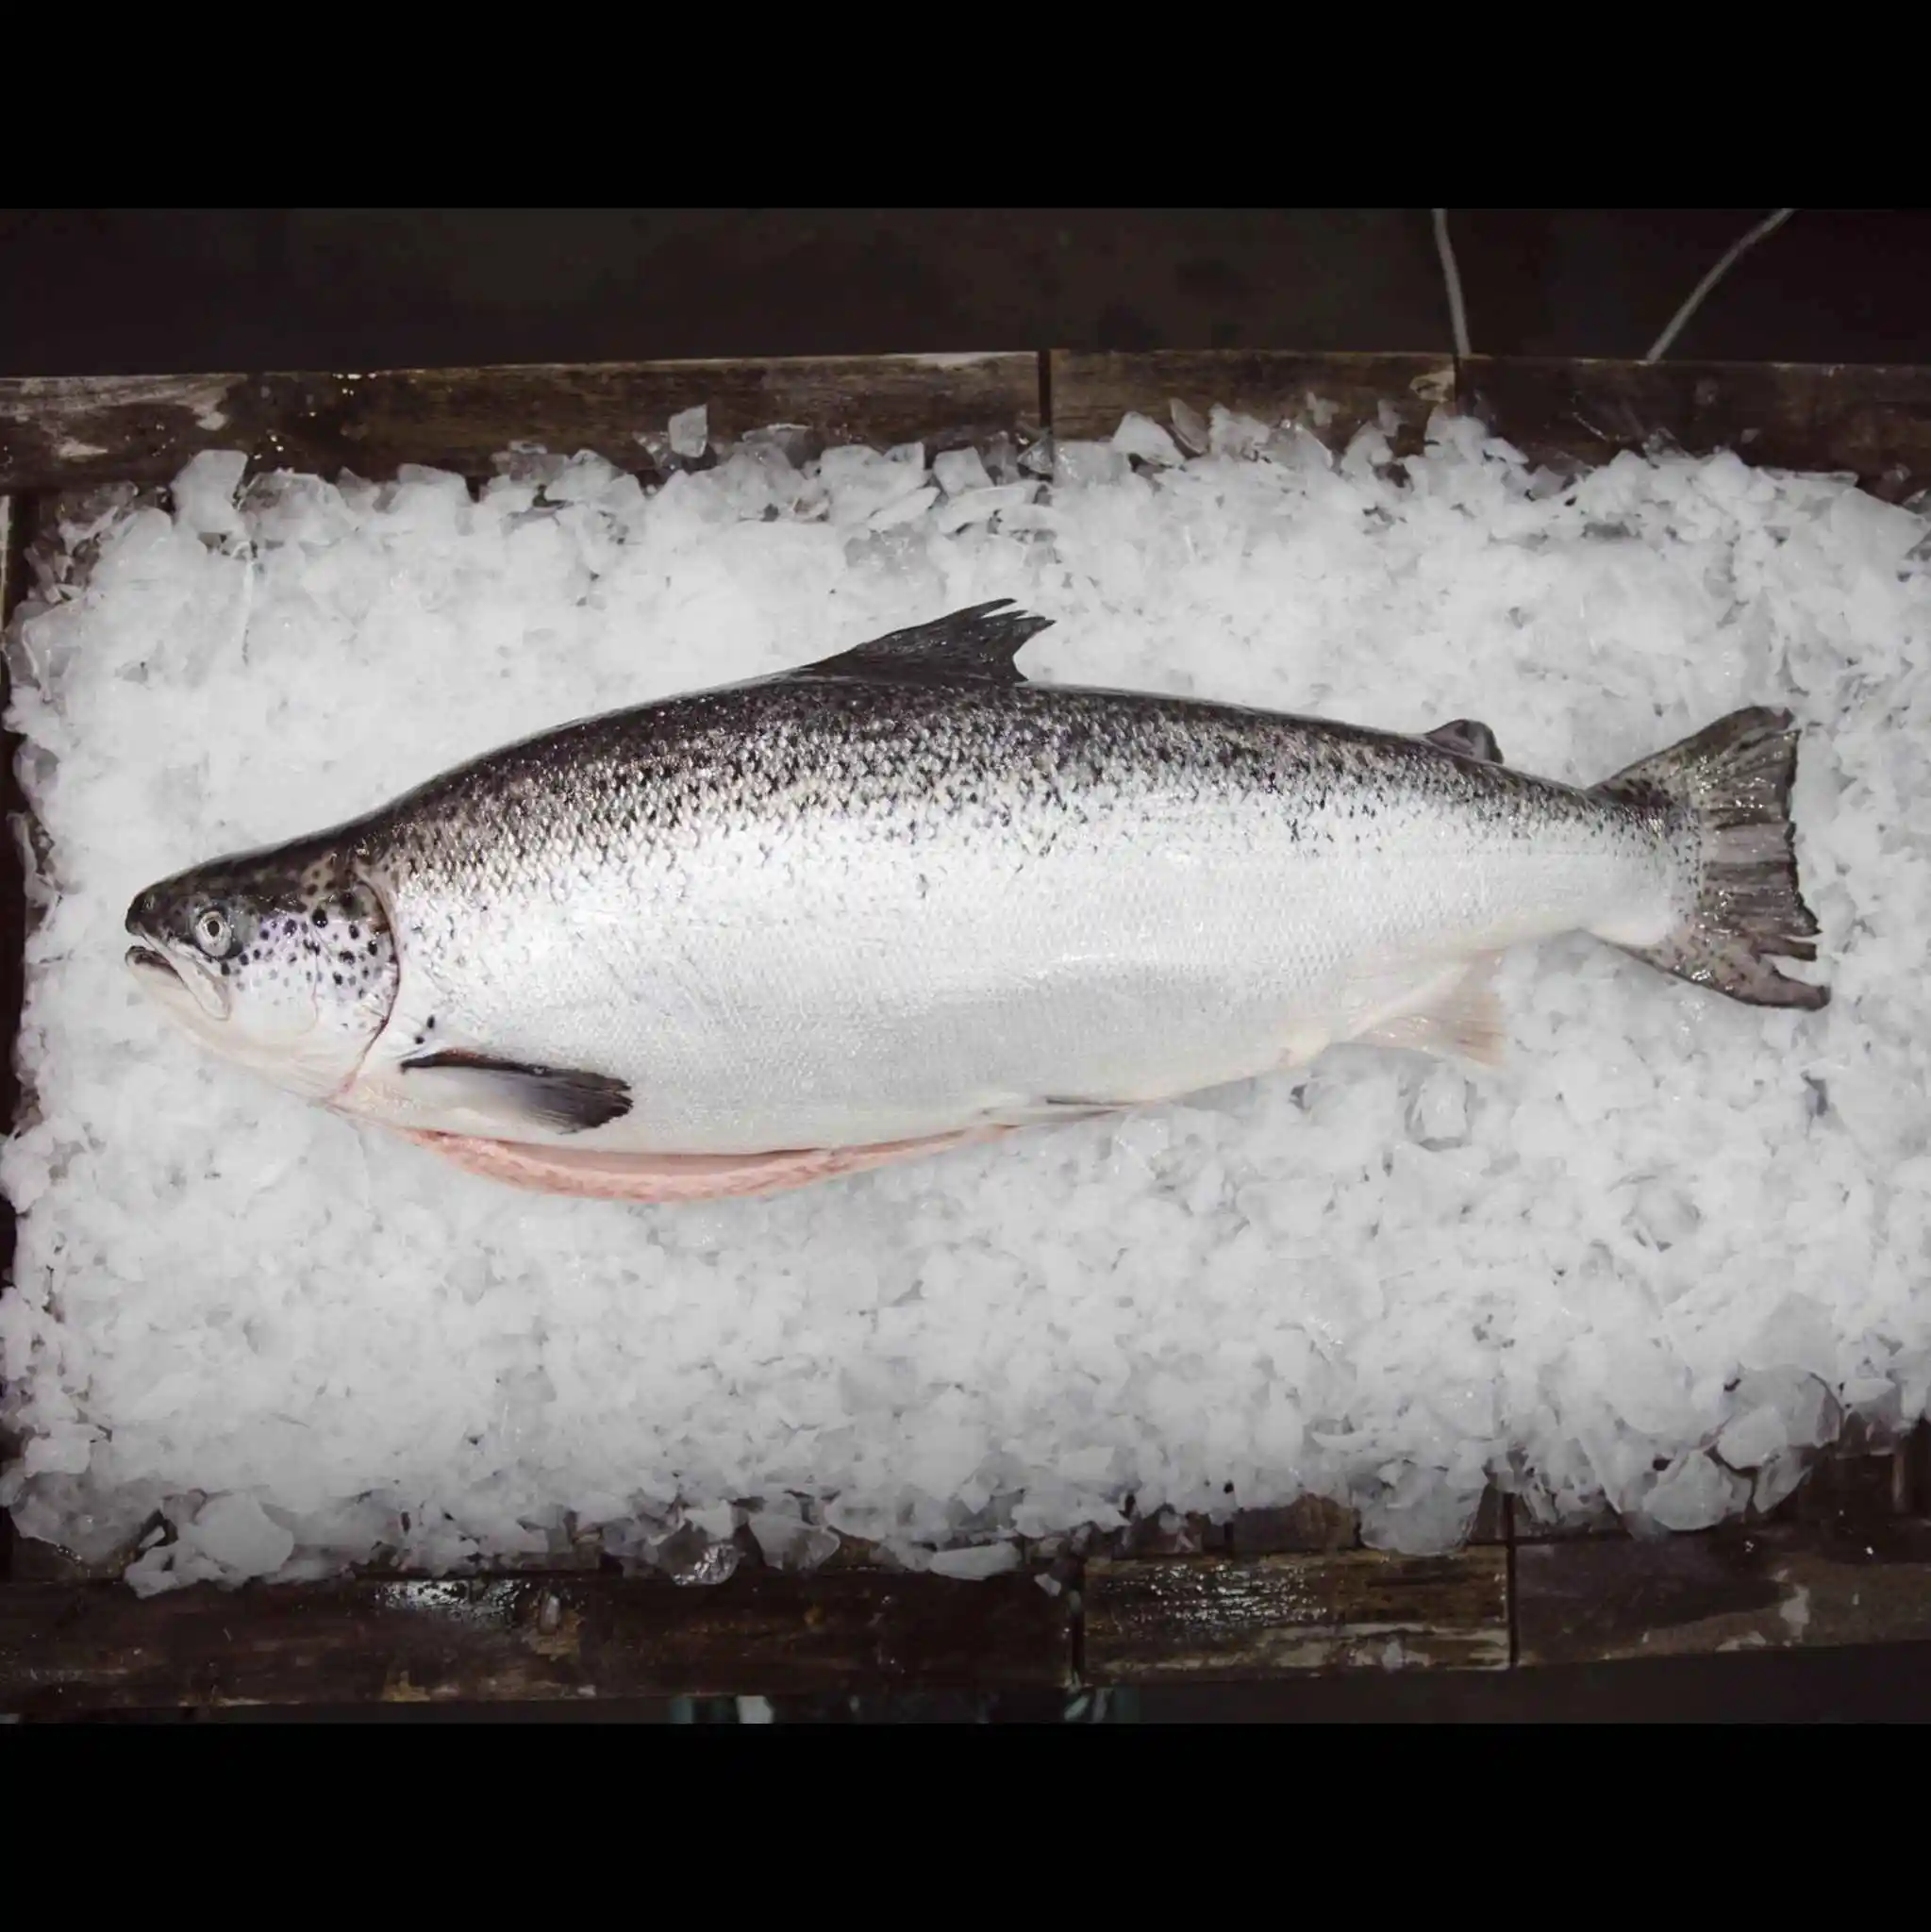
left=398, top=1049, right=632, bottom=1135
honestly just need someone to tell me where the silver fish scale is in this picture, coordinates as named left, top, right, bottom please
left=346, top=677, right=1683, bottom=1153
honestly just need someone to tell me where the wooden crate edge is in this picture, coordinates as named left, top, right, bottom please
left=0, top=352, right=1044, bottom=494
left=0, top=1564, right=1074, bottom=1712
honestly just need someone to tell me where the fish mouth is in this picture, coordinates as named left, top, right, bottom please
left=125, top=940, right=229, bottom=1022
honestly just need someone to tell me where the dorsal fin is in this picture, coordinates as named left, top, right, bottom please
left=1423, top=718, right=1505, bottom=764
left=797, top=600, right=1055, bottom=686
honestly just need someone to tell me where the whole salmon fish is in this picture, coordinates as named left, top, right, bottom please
left=125, top=602, right=1826, bottom=1201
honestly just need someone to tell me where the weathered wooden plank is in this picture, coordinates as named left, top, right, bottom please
left=1460, top=356, right=1931, bottom=501
left=1110, top=1492, right=1364, bottom=1559
left=0, top=1566, right=1074, bottom=1711
left=1049, top=350, right=1452, bottom=458
left=1516, top=1519, right=1931, bottom=1667
left=1083, top=1548, right=1508, bottom=1680
left=1226, top=1497, right=1359, bottom=1555
left=1789, top=1439, right=1916, bottom=1528
left=0, top=489, right=21, bottom=1591
left=0, top=354, right=1042, bottom=493
left=0, top=491, right=17, bottom=619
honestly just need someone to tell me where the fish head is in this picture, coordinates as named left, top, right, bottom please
left=125, top=840, right=398, bottom=1101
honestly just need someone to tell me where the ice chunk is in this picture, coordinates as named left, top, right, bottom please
left=933, top=482, right=1038, bottom=536
left=1740, top=1295, right=1837, bottom=1375
left=21, top=1423, right=94, bottom=1476
left=667, top=405, right=708, bottom=459
left=1054, top=441, right=1129, bottom=485
left=1715, top=1402, right=1787, bottom=1469
left=1407, top=1067, right=1469, bottom=1147
left=171, top=450, right=249, bottom=541
left=933, top=447, right=992, bottom=495
left=927, top=1541, right=1022, bottom=1579
left=1169, top=397, right=1209, bottom=455
left=1208, top=405, right=1272, bottom=458
left=1753, top=1450, right=1810, bottom=1515
left=1643, top=1453, right=1747, bottom=1531
left=869, top=486, right=938, bottom=531
left=185, top=1492, right=295, bottom=1577
left=1730, top=1367, right=1838, bottom=1451
left=1357, top=1478, right=1484, bottom=1555
left=750, top=1507, right=840, bottom=1573
left=1112, top=412, right=1184, bottom=467
left=1825, top=489, right=1924, bottom=570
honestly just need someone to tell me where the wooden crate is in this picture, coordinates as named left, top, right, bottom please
left=2, top=348, right=1928, bottom=1714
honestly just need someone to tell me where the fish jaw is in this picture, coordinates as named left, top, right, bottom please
left=125, top=941, right=230, bottom=1026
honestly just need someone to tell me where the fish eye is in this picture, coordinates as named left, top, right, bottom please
left=193, top=908, right=234, bottom=958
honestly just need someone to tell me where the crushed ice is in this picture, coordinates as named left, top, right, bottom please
left=4, top=404, right=1928, bottom=1590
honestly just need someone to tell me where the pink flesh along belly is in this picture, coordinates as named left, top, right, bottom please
left=398, top=1125, right=1012, bottom=1202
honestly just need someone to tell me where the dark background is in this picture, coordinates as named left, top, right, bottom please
left=5, top=208, right=1929, bottom=1723
left=2, top=208, right=1927, bottom=375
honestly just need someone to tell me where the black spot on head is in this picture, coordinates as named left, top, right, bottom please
left=311, top=908, right=327, bottom=926
left=348, top=924, right=359, bottom=940
left=425, top=1015, right=436, bottom=1030
left=338, top=949, right=356, bottom=965
left=333, top=973, right=343, bottom=985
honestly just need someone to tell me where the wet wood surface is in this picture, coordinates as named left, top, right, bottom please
left=1049, top=349, right=1452, bottom=457
left=1460, top=356, right=1931, bottom=500
left=0, top=1567, right=1073, bottom=1712
left=1083, top=1548, right=1509, bottom=1680
left=0, top=354, right=1042, bottom=493
left=1516, top=1518, right=1931, bottom=1667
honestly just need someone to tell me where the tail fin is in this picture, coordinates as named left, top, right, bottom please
left=1596, top=707, right=1828, bottom=1011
